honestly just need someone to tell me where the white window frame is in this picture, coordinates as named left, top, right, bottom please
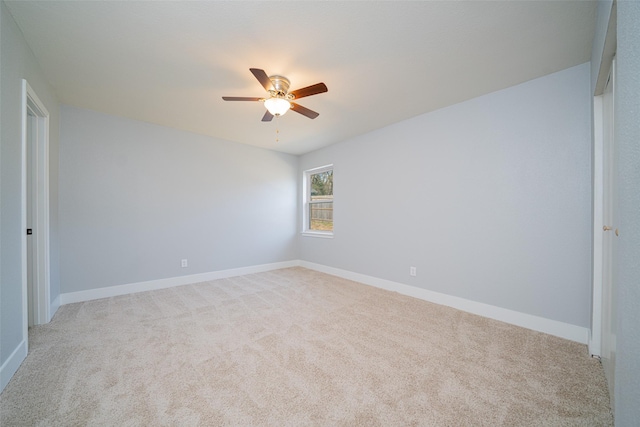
left=302, top=164, right=334, bottom=238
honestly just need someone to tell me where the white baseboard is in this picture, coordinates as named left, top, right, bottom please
left=59, top=260, right=300, bottom=305
left=50, top=295, right=60, bottom=321
left=588, top=334, right=601, bottom=358
left=1, top=339, right=27, bottom=392
left=300, top=261, right=589, bottom=344
left=56, top=259, right=589, bottom=344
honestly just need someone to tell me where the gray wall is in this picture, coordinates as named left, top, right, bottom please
left=299, top=64, right=592, bottom=328
left=59, top=106, right=298, bottom=293
left=614, top=1, right=640, bottom=424
left=5, top=3, right=634, bottom=417
left=0, top=1, right=60, bottom=369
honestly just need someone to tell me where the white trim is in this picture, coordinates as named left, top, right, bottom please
left=300, top=261, right=589, bottom=344
left=301, top=231, right=334, bottom=239
left=0, top=340, right=27, bottom=392
left=590, top=94, right=604, bottom=356
left=304, top=164, right=333, bottom=174
left=21, top=82, right=29, bottom=354
left=50, top=295, right=61, bottom=320
left=60, top=261, right=299, bottom=305
left=57, top=259, right=588, bottom=343
left=21, top=79, right=51, bottom=331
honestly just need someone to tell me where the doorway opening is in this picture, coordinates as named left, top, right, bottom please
left=591, top=60, right=617, bottom=408
left=21, top=80, right=51, bottom=341
left=600, top=61, right=617, bottom=408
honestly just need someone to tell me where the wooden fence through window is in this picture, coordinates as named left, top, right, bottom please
left=310, top=195, right=333, bottom=223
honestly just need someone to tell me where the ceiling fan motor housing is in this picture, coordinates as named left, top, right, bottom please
left=269, top=75, right=292, bottom=98
left=269, top=75, right=291, bottom=93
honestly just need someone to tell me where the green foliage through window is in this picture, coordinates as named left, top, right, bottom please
left=310, top=170, right=333, bottom=197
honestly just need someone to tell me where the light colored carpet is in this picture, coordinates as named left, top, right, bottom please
left=1, top=267, right=612, bottom=426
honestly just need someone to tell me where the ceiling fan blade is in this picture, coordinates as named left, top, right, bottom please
left=289, top=83, right=328, bottom=100
left=250, top=68, right=273, bottom=92
left=222, top=96, right=262, bottom=101
left=290, top=102, right=320, bottom=119
left=261, top=110, right=274, bottom=122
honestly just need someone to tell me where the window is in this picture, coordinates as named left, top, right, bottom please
left=303, top=165, right=333, bottom=236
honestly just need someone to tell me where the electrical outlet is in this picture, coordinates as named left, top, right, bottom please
left=181, top=259, right=188, bottom=268
left=410, top=266, right=416, bottom=277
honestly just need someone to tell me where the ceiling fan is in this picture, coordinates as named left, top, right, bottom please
left=222, top=68, right=328, bottom=122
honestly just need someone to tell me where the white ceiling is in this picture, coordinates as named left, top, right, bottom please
left=5, top=1, right=596, bottom=155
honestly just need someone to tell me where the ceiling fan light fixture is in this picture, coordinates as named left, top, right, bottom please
left=264, top=97, right=291, bottom=116
left=222, top=68, right=326, bottom=121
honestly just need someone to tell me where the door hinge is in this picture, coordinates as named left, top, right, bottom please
left=26, top=228, right=33, bottom=235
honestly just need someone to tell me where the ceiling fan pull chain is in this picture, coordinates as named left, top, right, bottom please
left=275, top=115, right=280, bottom=143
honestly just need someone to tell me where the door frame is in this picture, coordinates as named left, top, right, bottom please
left=590, top=1, right=617, bottom=357
left=600, top=61, right=617, bottom=406
left=591, top=59, right=617, bottom=361
left=591, top=93, right=604, bottom=357
left=21, top=79, right=51, bottom=341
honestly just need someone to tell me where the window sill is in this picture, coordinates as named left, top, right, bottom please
left=301, top=231, right=334, bottom=239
